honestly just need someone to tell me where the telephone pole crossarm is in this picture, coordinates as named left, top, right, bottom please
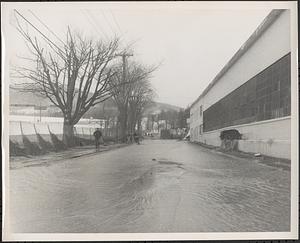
left=115, top=52, right=133, bottom=83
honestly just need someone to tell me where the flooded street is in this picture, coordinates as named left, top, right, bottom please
left=9, top=140, right=290, bottom=233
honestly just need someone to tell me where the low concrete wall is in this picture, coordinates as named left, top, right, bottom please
left=195, top=116, right=291, bottom=159
left=10, top=134, right=64, bottom=144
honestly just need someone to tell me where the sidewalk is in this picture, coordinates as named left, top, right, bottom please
left=191, top=141, right=291, bottom=171
left=10, top=143, right=129, bottom=170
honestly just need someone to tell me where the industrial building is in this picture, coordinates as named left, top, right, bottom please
left=189, top=9, right=291, bottom=159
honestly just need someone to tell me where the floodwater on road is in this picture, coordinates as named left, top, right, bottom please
left=9, top=139, right=290, bottom=233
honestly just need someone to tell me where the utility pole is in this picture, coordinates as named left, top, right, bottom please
left=115, top=52, right=133, bottom=83
left=115, top=52, right=133, bottom=141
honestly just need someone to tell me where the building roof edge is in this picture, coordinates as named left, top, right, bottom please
left=190, top=9, right=285, bottom=108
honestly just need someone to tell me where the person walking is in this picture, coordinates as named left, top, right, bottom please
left=126, top=134, right=131, bottom=144
left=93, top=128, right=102, bottom=151
left=133, top=131, right=140, bottom=145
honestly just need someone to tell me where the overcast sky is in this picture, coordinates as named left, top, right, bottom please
left=4, top=2, right=276, bottom=108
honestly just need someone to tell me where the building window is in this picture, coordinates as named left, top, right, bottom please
left=203, top=53, right=291, bottom=132
left=199, top=105, right=203, bottom=117
left=199, top=124, right=203, bottom=135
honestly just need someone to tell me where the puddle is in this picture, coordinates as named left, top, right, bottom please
left=157, top=160, right=183, bottom=167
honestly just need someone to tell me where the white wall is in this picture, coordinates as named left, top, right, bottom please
left=190, top=97, right=204, bottom=141
left=189, top=10, right=291, bottom=159
left=199, top=117, right=291, bottom=159
left=203, top=10, right=290, bottom=110
left=190, top=10, right=290, bottom=121
left=9, top=115, right=106, bottom=137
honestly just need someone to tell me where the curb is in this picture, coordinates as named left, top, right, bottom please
left=190, top=141, right=291, bottom=171
left=10, top=144, right=130, bottom=170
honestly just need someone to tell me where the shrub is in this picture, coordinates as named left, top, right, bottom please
left=22, top=135, right=45, bottom=155
left=9, top=140, right=27, bottom=156
left=36, top=133, right=54, bottom=151
left=50, top=132, right=67, bottom=151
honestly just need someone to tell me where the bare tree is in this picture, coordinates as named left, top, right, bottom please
left=13, top=17, right=120, bottom=146
left=109, top=62, right=157, bottom=142
left=128, top=79, right=155, bottom=135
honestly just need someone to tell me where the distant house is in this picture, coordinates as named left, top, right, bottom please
left=10, top=103, right=61, bottom=117
left=10, top=104, right=36, bottom=115
left=9, top=88, right=60, bottom=116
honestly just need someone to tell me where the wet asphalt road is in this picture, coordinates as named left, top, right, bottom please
left=9, top=140, right=290, bottom=233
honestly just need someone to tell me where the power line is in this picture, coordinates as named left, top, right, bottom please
left=83, top=9, right=110, bottom=41
left=28, top=10, right=66, bottom=47
left=90, top=9, right=128, bottom=52
left=22, top=10, right=86, bottom=63
left=100, top=10, right=116, bottom=36
left=14, top=9, right=118, bottom=92
left=90, top=10, right=112, bottom=38
left=105, top=10, right=131, bottom=52
left=14, top=9, right=65, bottom=58
left=110, top=10, right=123, bottom=35
left=81, top=10, right=103, bottom=38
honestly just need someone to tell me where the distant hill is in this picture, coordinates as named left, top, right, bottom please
left=10, top=88, right=51, bottom=106
left=144, top=102, right=182, bottom=115
left=9, top=88, right=182, bottom=117
left=9, top=88, right=116, bottom=108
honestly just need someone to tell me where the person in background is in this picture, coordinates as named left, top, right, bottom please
left=93, top=128, right=102, bottom=151
left=127, top=134, right=131, bottom=144
left=133, top=131, right=140, bottom=145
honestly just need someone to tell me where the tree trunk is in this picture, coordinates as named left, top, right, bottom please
left=128, top=106, right=136, bottom=137
left=130, top=112, right=136, bottom=135
left=137, top=117, right=142, bottom=135
left=104, top=119, right=108, bottom=137
left=115, top=120, right=119, bottom=141
left=119, top=110, right=127, bottom=142
left=63, top=120, right=75, bottom=147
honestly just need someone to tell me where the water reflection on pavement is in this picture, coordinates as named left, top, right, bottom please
left=10, top=140, right=290, bottom=232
